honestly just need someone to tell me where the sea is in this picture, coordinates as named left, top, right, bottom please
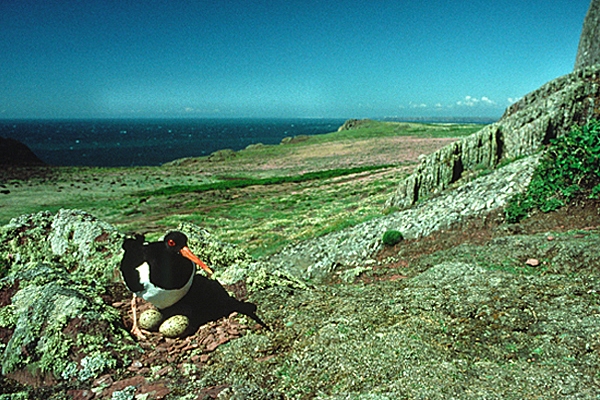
left=0, top=118, right=347, bottom=167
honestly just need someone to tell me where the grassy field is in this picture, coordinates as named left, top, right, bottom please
left=5, top=119, right=600, bottom=399
left=0, top=120, right=483, bottom=257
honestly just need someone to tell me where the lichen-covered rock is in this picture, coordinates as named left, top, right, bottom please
left=575, top=0, right=600, bottom=70
left=177, top=221, right=307, bottom=292
left=0, top=209, right=123, bottom=285
left=265, top=155, right=539, bottom=282
left=0, top=210, right=137, bottom=386
left=199, top=246, right=600, bottom=398
left=1, top=210, right=299, bottom=388
left=177, top=221, right=254, bottom=274
left=0, top=263, right=136, bottom=386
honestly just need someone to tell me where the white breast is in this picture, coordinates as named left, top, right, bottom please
left=135, top=262, right=195, bottom=309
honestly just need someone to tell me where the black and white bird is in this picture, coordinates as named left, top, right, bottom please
left=120, top=231, right=269, bottom=338
left=120, top=231, right=213, bottom=338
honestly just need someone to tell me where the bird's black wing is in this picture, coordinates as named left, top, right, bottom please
left=120, top=234, right=146, bottom=292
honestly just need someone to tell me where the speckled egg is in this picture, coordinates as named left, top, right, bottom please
left=138, top=309, right=163, bottom=331
left=159, top=315, right=189, bottom=338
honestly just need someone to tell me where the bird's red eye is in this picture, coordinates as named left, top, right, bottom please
left=167, top=239, right=176, bottom=247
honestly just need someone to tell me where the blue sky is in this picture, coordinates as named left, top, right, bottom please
left=0, top=0, right=591, bottom=119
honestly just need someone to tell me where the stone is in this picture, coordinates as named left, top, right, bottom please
left=1, top=209, right=124, bottom=285
left=0, top=137, right=45, bottom=166
left=0, top=263, right=135, bottom=385
left=0, top=210, right=137, bottom=386
left=387, top=3, right=600, bottom=210
left=575, top=0, right=600, bottom=70
left=525, top=258, right=540, bottom=267
left=265, top=155, right=539, bottom=282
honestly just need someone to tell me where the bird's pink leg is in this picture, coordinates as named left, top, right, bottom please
left=130, top=294, right=147, bottom=340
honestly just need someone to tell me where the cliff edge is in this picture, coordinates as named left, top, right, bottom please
left=575, top=0, right=600, bottom=70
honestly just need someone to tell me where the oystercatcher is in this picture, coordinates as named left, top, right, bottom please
left=120, top=231, right=213, bottom=339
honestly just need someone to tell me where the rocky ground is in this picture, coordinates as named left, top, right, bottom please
left=1, top=122, right=599, bottom=399
left=1, top=194, right=598, bottom=399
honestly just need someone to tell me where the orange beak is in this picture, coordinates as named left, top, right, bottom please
left=180, top=246, right=213, bottom=276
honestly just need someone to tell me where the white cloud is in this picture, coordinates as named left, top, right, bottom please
left=457, top=95, right=496, bottom=107
left=481, top=96, right=495, bottom=105
left=409, top=102, right=427, bottom=108
left=507, top=97, right=522, bottom=104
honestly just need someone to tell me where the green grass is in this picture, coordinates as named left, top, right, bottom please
left=314, top=120, right=484, bottom=141
left=483, top=260, right=548, bottom=276
left=144, top=168, right=405, bottom=257
left=136, top=164, right=396, bottom=197
left=0, top=120, right=485, bottom=257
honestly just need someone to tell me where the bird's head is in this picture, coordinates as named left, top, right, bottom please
left=164, top=231, right=213, bottom=275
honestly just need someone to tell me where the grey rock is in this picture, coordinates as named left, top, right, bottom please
left=1, top=209, right=123, bottom=284
left=0, top=210, right=135, bottom=386
left=265, top=155, right=539, bottom=282
left=575, top=0, right=600, bottom=70
left=1, top=264, right=130, bottom=383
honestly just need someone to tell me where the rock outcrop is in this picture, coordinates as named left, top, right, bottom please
left=0, top=210, right=132, bottom=386
left=337, top=118, right=373, bottom=131
left=266, top=154, right=539, bottom=281
left=0, top=210, right=300, bottom=388
left=386, top=65, right=600, bottom=209
left=388, top=0, right=600, bottom=210
left=575, top=0, right=600, bottom=70
left=0, top=137, right=45, bottom=166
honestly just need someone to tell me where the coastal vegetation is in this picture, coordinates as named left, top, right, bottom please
left=1, top=118, right=600, bottom=398
left=0, top=121, right=480, bottom=257
left=505, top=119, right=600, bottom=222
left=3, top=4, right=600, bottom=396
left=381, top=229, right=404, bottom=246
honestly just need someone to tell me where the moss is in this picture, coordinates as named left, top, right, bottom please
left=2, top=206, right=598, bottom=397
left=0, top=392, right=29, bottom=400
left=196, top=254, right=600, bottom=398
left=419, top=231, right=600, bottom=276
left=0, top=305, right=17, bottom=329
left=382, top=230, right=403, bottom=246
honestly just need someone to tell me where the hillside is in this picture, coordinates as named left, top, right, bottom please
left=1, top=117, right=600, bottom=399
left=0, top=121, right=479, bottom=258
left=3, top=1, right=600, bottom=396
